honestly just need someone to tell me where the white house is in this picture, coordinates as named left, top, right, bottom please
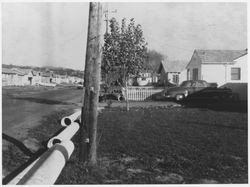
left=11, top=68, right=40, bottom=86
left=158, top=60, right=188, bottom=86
left=186, top=49, right=248, bottom=100
left=2, top=68, right=17, bottom=86
left=136, top=71, right=158, bottom=86
left=59, top=75, right=70, bottom=84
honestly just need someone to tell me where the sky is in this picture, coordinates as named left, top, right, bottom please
left=2, top=2, right=247, bottom=70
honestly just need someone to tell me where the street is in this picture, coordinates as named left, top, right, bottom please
left=2, top=86, right=83, bottom=140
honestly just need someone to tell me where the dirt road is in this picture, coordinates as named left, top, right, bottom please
left=2, top=86, right=83, bottom=140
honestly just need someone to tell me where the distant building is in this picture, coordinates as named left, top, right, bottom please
left=2, top=67, right=84, bottom=87
left=40, top=72, right=52, bottom=84
left=2, top=68, right=18, bottom=86
left=157, top=60, right=188, bottom=86
left=136, top=70, right=159, bottom=86
left=12, top=68, right=40, bottom=85
left=68, top=76, right=83, bottom=84
left=59, top=75, right=70, bottom=84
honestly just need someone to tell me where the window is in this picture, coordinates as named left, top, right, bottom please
left=196, top=81, right=207, bottom=87
left=231, top=68, right=241, bottom=80
left=172, top=74, right=179, bottom=84
left=180, top=81, right=192, bottom=87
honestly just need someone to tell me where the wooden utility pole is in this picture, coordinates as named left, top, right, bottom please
left=104, top=8, right=117, bottom=34
left=80, top=2, right=103, bottom=166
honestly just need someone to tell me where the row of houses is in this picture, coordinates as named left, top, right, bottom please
left=158, top=48, right=248, bottom=100
left=2, top=68, right=83, bottom=86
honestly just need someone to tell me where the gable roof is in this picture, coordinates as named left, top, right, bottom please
left=159, top=60, right=188, bottom=73
left=195, top=49, right=247, bottom=63
left=2, top=68, right=16, bottom=74
left=11, top=68, right=27, bottom=76
left=40, top=72, right=52, bottom=77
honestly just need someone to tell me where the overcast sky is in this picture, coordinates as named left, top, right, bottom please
left=2, top=2, right=247, bottom=70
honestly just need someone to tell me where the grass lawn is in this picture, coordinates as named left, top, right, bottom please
left=57, top=105, right=248, bottom=184
left=3, top=102, right=248, bottom=184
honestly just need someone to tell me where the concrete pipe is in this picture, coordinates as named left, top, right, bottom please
left=61, top=110, right=81, bottom=127
left=61, top=107, right=104, bottom=127
left=8, top=157, right=40, bottom=185
left=47, top=122, right=80, bottom=148
left=8, top=140, right=74, bottom=185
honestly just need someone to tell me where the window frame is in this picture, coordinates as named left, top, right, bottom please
left=231, top=67, right=241, bottom=80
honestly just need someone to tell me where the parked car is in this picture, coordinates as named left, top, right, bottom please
left=76, top=82, right=84, bottom=89
left=161, top=80, right=232, bottom=101
left=99, top=84, right=124, bottom=102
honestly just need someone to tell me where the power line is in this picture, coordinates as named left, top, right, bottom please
left=104, top=8, right=117, bottom=34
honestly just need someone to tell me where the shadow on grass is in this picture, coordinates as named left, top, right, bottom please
left=181, top=100, right=247, bottom=113
left=2, top=133, right=34, bottom=157
left=175, top=119, right=247, bottom=130
left=13, top=97, right=71, bottom=105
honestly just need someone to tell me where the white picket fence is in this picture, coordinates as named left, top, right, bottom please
left=126, top=86, right=164, bottom=101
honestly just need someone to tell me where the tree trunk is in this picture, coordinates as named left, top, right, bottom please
left=122, top=64, right=129, bottom=111
left=125, top=78, right=129, bottom=111
left=80, top=2, right=103, bottom=166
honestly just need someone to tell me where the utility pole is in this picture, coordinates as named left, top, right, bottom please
left=104, top=8, right=117, bottom=34
left=80, top=2, right=103, bottom=166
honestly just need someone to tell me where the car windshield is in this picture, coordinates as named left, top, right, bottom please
left=180, top=81, right=192, bottom=87
left=197, top=81, right=208, bottom=87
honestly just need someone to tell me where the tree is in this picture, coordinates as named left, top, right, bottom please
left=102, top=18, right=121, bottom=86
left=102, top=18, right=148, bottom=110
left=145, top=50, right=165, bottom=72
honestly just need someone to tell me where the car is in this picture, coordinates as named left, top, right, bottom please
left=161, top=80, right=232, bottom=101
left=99, top=85, right=124, bottom=102
left=76, top=82, right=84, bottom=89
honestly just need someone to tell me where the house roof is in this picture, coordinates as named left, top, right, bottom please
left=40, top=72, right=51, bottom=77
left=195, top=49, right=247, bottom=63
left=159, top=60, right=188, bottom=73
left=2, top=68, right=16, bottom=74
left=11, top=68, right=28, bottom=76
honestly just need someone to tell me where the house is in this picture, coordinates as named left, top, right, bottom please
left=59, top=75, right=70, bottom=84
left=2, top=67, right=42, bottom=86
left=67, top=76, right=83, bottom=84
left=2, top=68, right=29, bottom=86
left=158, top=60, right=188, bottom=86
left=12, top=68, right=40, bottom=85
left=40, top=72, right=53, bottom=84
left=186, top=49, right=248, bottom=100
left=136, top=70, right=159, bottom=86
left=2, top=68, right=17, bottom=86
left=186, top=49, right=247, bottom=85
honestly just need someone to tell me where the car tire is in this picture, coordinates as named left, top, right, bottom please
left=175, top=94, right=184, bottom=101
